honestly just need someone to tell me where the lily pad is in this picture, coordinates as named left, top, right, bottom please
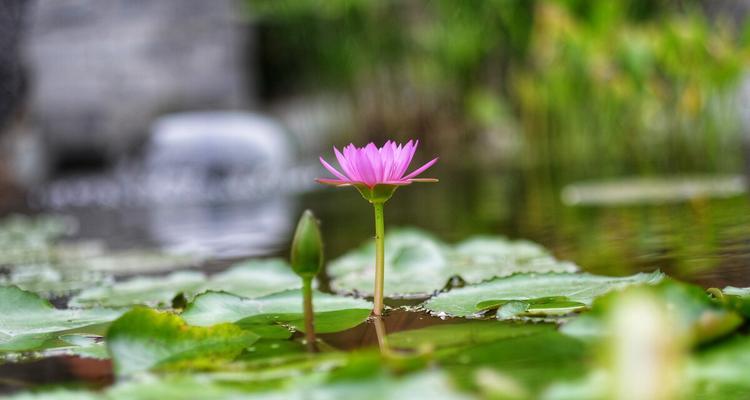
left=687, top=334, right=750, bottom=398
left=206, top=259, right=304, bottom=299
left=715, top=286, right=750, bottom=318
left=0, top=286, right=122, bottom=351
left=107, top=307, right=259, bottom=376
left=182, top=289, right=372, bottom=338
left=562, top=280, right=743, bottom=346
left=70, top=271, right=205, bottom=308
left=329, top=228, right=578, bottom=298
left=8, top=368, right=470, bottom=400
left=387, top=321, right=553, bottom=350
left=69, top=259, right=302, bottom=308
left=422, top=271, right=664, bottom=318
left=57, top=334, right=109, bottom=359
left=410, top=323, right=588, bottom=395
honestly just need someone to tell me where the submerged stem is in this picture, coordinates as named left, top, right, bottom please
left=373, top=202, right=385, bottom=316
left=302, top=277, right=318, bottom=352
left=372, top=315, right=390, bottom=355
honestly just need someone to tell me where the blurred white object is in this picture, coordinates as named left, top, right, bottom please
left=562, top=176, right=745, bottom=206
left=608, top=290, right=685, bottom=400
left=143, top=111, right=295, bottom=204
left=147, top=111, right=292, bottom=173
left=147, top=197, right=293, bottom=259
left=142, top=111, right=296, bottom=257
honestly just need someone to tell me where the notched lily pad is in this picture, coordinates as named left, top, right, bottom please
left=329, top=228, right=578, bottom=298
left=0, top=286, right=122, bottom=352
left=182, top=289, right=372, bottom=338
left=422, top=271, right=664, bottom=319
left=70, top=259, right=302, bottom=308
left=107, top=307, right=259, bottom=376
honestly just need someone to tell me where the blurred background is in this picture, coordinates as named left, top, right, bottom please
left=0, top=0, right=749, bottom=287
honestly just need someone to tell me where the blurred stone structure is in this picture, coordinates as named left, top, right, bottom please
left=18, top=0, right=250, bottom=176
left=0, top=0, right=27, bottom=131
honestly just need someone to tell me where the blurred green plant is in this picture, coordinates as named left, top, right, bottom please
left=515, top=1, right=747, bottom=176
left=249, top=0, right=748, bottom=176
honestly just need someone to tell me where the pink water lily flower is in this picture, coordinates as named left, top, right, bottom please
left=317, top=140, right=438, bottom=316
left=317, top=140, right=438, bottom=189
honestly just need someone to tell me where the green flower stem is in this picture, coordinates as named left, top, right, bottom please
left=302, top=277, right=318, bottom=352
left=373, top=202, right=385, bottom=316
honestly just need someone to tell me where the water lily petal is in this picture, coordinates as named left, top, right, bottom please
left=319, top=157, right=349, bottom=181
left=403, top=157, right=439, bottom=180
left=315, top=178, right=352, bottom=187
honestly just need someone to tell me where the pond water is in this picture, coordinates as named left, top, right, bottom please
left=48, top=164, right=750, bottom=290
left=3, top=162, right=750, bottom=394
left=303, top=166, right=750, bottom=290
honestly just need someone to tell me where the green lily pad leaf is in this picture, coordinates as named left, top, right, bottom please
left=0, top=263, right=111, bottom=298
left=10, top=369, right=470, bottom=400
left=688, top=334, right=750, bottom=397
left=484, top=297, right=587, bottom=319
left=56, top=334, right=109, bottom=359
left=329, top=228, right=449, bottom=298
left=69, top=259, right=302, bottom=308
left=422, top=271, right=664, bottom=318
left=14, top=333, right=112, bottom=360
left=496, top=301, right=531, bottom=319
left=70, top=271, right=205, bottom=308
left=715, top=286, right=750, bottom=318
left=388, top=321, right=553, bottom=350
left=525, top=301, right=587, bottom=316
left=0, top=286, right=122, bottom=351
left=206, top=259, right=304, bottom=299
left=182, top=290, right=372, bottom=338
left=385, top=320, right=587, bottom=396
left=435, top=326, right=587, bottom=395
left=107, top=307, right=259, bottom=376
left=561, top=280, right=743, bottom=346
left=451, top=237, right=578, bottom=283
left=723, top=287, right=750, bottom=296
left=240, top=339, right=307, bottom=361
left=4, top=390, right=100, bottom=400
left=329, top=228, right=578, bottom=298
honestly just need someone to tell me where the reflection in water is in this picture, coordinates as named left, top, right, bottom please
left=372, top=316, right=389, bottom=354
left=305, top=166, right=750, bottom=289
left=148, top=197, right=294, bottom=258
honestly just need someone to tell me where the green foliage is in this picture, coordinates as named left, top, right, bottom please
left=387, top=321, right=553, bottom=351
left=422, top=270, right=663, bottom=318
left=561, top=280, right=743, bottom=346
left=250, top=0, right=747, bottom=175
left=69, top=259, right=302, bottom=308
left=0, top=214, right=197, bottom=297
left=715, top=286, right=750, bottom=318
left=0, top=286, right=121, bottom=352
left=4, top=220, right=750, bottom=399
left=514, top=2, right=746, bottom=176
left=181, top=289, right=372, bottom=338
left=329, top=228, right=577, bottom=298
left=107, top=307, right=259, bottom=376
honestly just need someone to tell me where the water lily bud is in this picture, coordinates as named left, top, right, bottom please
left=291, top=210, right=323, bottom=279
